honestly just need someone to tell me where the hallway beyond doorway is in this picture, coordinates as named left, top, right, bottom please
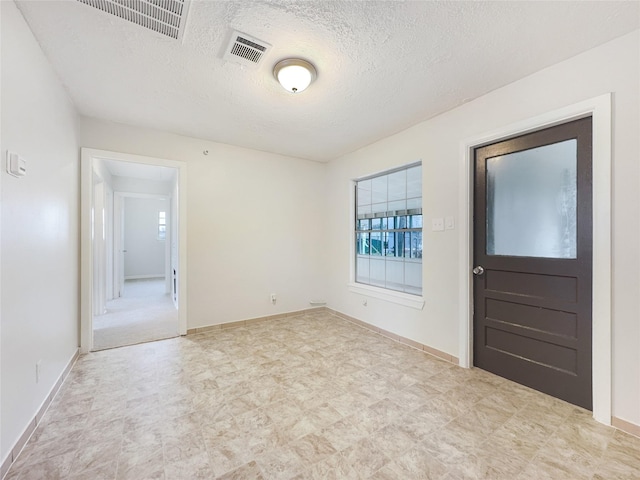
left=93, top=278, right=178, bottom=350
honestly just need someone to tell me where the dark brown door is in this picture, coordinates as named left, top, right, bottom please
left=473, top=117, right=593, bottom=410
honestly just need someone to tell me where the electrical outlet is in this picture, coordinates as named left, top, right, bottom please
left=270, top=293, right=277, bottom=305
left=36, top=360, right=42, bottom=383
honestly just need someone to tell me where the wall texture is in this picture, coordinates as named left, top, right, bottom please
left=124, top=196, right=169, bottom=279
left=1, top=1, right=80, bottom=464
left=325, top=30, right=639, bottom=426
left=79, top=118, right=328, bottom=328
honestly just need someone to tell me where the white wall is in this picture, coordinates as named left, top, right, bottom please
left=112, top=176, right=173, bottom=196
left=124, top=196, right=168, bottom=279
left=325, top=30, right=640, bottom=426
left=79, top=118, right=327, bottom=328
left=1, top=0, right=79, bottom=464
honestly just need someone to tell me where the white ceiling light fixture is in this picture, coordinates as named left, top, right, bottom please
left=273, top=59, right=317, bottom=94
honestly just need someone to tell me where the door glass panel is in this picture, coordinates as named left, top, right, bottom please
left=487, top=139, right=577, bottom=258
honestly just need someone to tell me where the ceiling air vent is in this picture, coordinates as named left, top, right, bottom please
left=223, top=31, right=271, bottom=67
left=77, top=0, right=191, bottom=41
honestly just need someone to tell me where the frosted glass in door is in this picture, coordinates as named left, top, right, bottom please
left=486, top=139, right=577, bottom=258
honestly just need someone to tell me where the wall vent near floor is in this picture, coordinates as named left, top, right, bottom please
left=76, top=0, right=191, bottom=41
left=223, top=31, right=271, bottom=67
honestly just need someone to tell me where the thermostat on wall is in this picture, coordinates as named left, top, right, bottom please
left=6, top=151, right=26, bottom=177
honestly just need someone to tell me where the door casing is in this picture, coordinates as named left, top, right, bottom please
left=458, top=94, right=612, bottom=424
left=80, top=148, right=188, bottom=353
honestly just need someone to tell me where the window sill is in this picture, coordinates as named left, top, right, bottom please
left=348, top=283, right=425, bottom=310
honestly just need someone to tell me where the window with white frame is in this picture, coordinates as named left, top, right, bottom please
left=355, top=162, right=422, bottom=295
left=158, top=211, right=166, bottom=240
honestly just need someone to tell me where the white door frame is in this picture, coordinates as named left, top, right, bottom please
left=81, top=148, right=188, bottom=352
left=113, top=192, right=125, bottom=298
left=458, top=94, right=612, bottom=425
left=92, top=178, right=107, bottom=316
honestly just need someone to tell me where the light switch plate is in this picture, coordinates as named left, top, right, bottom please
left=6, top=151, right=26, bottom=177
left=445, top=216, right=455, bottom=230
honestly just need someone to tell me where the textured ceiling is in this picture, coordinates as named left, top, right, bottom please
left=15, top=1, right=640, bottom=162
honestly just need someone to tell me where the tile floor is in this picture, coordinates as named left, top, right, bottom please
left=5, top=311, right=640, bottom=479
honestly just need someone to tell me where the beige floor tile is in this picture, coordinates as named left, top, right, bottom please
left=5, top=312, right=640, bottom=480
left=116, top=449, right=165, bottom=480
left=342, top=437, right=391, bottom=478
left=372, top=444, right=449, bottom=480
left=163, top=451, right=215, bottom=479
left=289, top=433, right=337, bottom=465
left=162, top=430, right=206, bottom=464
left=68, top=460, right=117, bottom=480
left=603, top=429, right=640, bottom=467
left=71, top=438, right=122, bottom=475
left=256, top=445, right=305, bottom=479
left=215, top=460, right=265, bottom=480
left=292, top=452, right=359, bottom=480
left=320, top=417, right=369, bottom=452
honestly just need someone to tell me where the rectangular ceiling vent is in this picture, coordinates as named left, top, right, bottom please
left=77, top=0, right=191, bottom=41
left=223, top=31, right=271, bottom=67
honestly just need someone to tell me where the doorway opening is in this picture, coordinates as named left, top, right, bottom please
left=81, top=149, right=188, bottom=352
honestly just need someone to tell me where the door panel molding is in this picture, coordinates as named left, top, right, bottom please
left=458, top=94, right=612, bottom=424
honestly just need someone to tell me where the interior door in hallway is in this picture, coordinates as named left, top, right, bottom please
left=473, top=116, right=593, bottom=409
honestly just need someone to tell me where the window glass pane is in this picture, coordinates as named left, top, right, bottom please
left=406, top=166, right=422, bottom=198
left=387, top=200, right=406, bottom=213
left=407, top=197, right=422, bottom=210
left=385, top=258, right=404, bottom=290
left=371, top=202, right=387, bottom=215
left=371, top=176, right=387, bottom=204
left=357, top=204, right=371, bottom=217
left=381, top=217, right=388, bottom=230
left=384, top=231, right=395, bottom=256
left=370, top=258, right=385, bottom=287
left=387, top=170, right=406, bottom=201
left=371, top=218, right=382, bottom=230
left=356, top=256, right=369, bottom=284
left=357, top=219, right=370, bottom=231
left=411, top=231, right=423, bottom=258
left=370, top=232, right=383, bottom=255
left=158, top=210, right=166, bottom=242
left=403, top=232, right=411, bottom=257
left=357, top=180, right=371, bottom=206
left=356, top=232, right=369, bottom=255
left=386, top=217, right=395, bottom=229
left=394, top=232, right=405, bottom=257
left=410, top=215, right=422, bottom=228
left=487, top=140, right=577, bottom=258
left=396, top=216, right=408, bottom=229
left=404, top=262, right=422, bottom=294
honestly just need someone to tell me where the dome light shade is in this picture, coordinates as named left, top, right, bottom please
left=274, top=59, right=317, bottom=93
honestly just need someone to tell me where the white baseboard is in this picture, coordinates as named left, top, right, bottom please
left=2, top=348, right=79, bottom=480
